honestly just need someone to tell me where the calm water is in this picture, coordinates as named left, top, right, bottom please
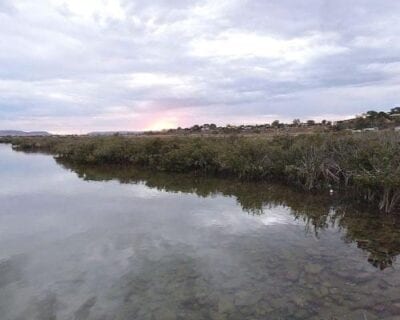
left=1, top=144, right=400, bottom=320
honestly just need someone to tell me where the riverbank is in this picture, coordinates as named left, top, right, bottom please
left=2, top=132, right=400, bottom=213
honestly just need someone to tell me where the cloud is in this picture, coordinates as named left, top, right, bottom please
left=190, top=31, right=347, bottom=63
left=0, top=0, right=399, bottom=133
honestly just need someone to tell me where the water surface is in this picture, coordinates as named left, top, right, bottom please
left=1, top=144, right=400, bottom=319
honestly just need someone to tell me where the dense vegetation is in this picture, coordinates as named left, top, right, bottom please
left=2, top=131, right=400, bottom=213
left=335, top=107, right=400, bottom=131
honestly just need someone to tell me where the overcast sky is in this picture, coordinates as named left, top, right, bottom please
left=1, top=0, right=400, bottom=133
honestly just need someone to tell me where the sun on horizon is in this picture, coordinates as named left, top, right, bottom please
left=145, top=118, right=180, bottom=131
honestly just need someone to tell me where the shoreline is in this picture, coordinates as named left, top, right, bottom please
left=2, top=132, right=400, bottom=214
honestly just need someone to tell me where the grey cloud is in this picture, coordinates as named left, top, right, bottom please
left=0, top=0, right=399, bottom=132
left=0, top=0, right=15, bottom=14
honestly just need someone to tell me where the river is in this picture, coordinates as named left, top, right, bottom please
left=0, top=144, right=399, bottom=319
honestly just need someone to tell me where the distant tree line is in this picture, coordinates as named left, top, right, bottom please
left=335, top=107, right=400, bottom=131
left=152, top=107, right=400, bottom=135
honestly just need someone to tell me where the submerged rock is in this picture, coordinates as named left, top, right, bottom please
left=234, top=290, right=263, bottom=307
left=218, top=297, right=235, bottom=314
left=305, top=263, right=323, bottom=274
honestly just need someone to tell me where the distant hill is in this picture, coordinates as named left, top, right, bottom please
left=88, top=131, right=144, bottom=136
left=0, top=130, right=51, bottom=137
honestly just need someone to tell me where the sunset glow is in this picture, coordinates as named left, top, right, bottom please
left=146, top=118, right=180, bottom=131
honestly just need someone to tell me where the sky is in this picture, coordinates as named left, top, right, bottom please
left=0, top=0, right=400, bottom=133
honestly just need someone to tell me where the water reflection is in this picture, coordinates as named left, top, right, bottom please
left=2, top=146, right=400, bottom=320
left=58, top=160, right=400, bottom=271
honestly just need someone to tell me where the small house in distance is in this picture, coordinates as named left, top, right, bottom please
left=362, top=127, right=378, bottom=132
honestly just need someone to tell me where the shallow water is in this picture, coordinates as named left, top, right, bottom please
left=0, top=144, right=400, bottom=320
